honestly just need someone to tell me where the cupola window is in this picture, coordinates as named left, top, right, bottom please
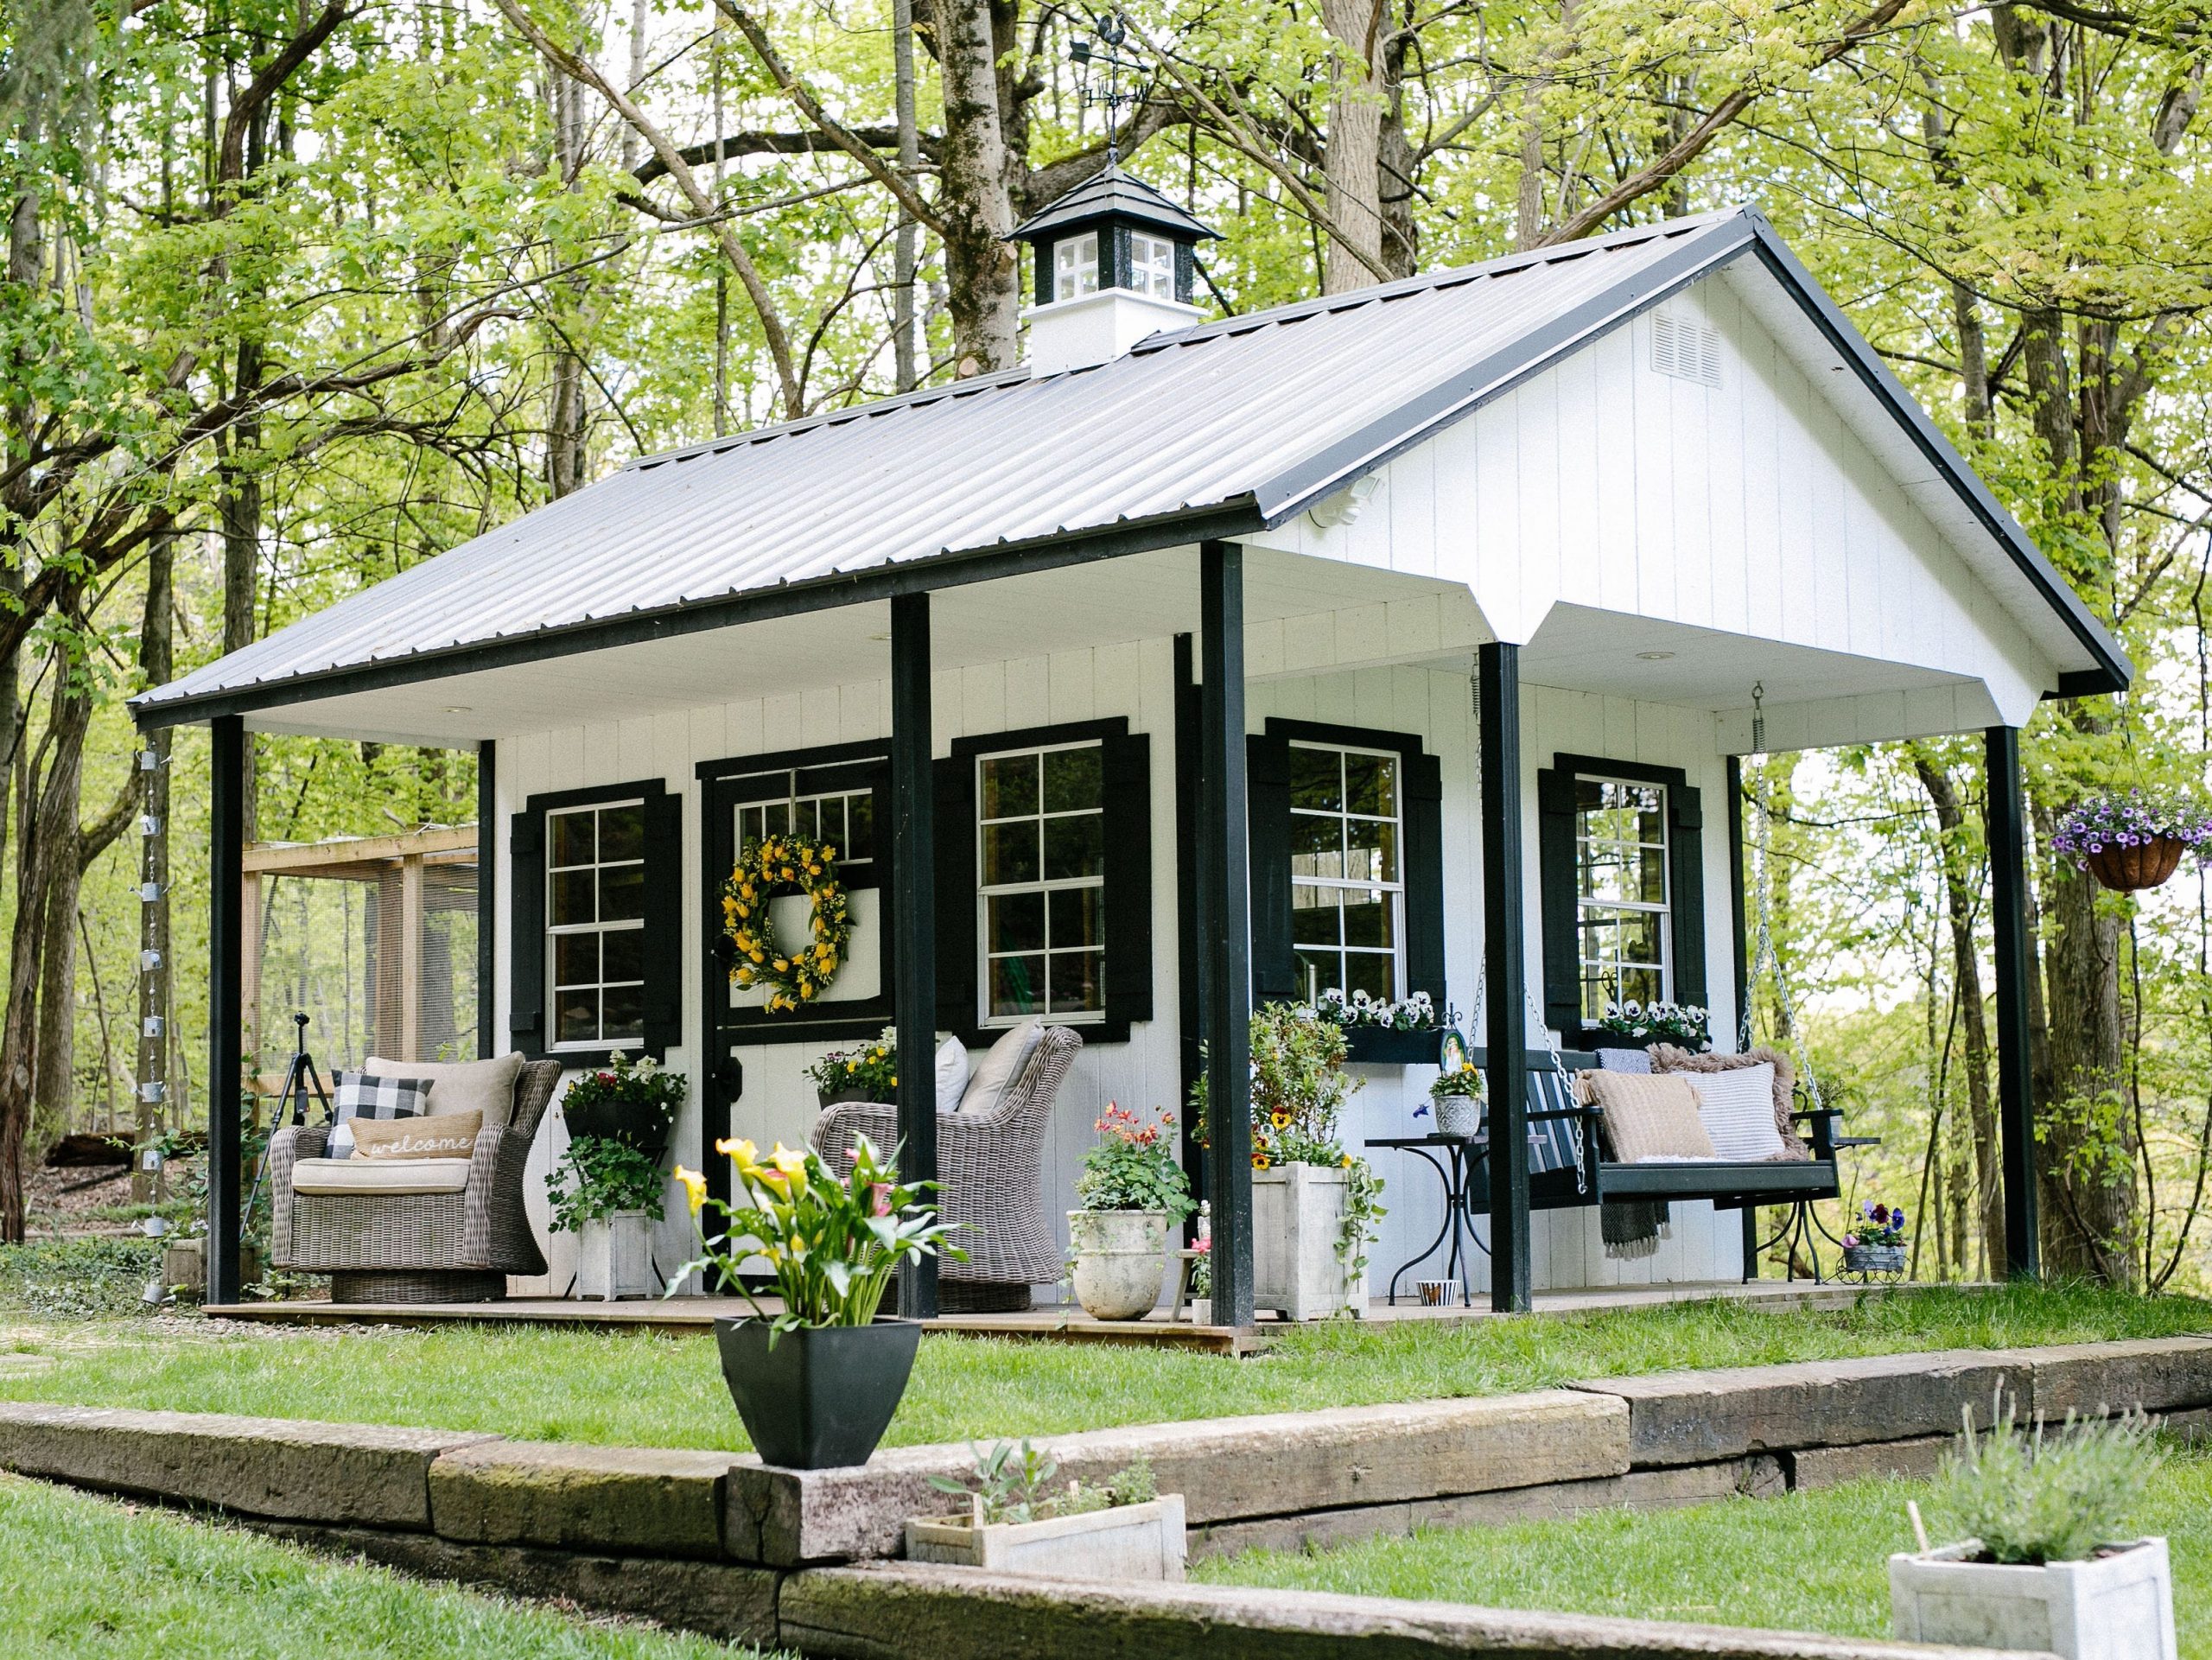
left=1053, top=232, right=1100, bottom=299
left=1128, top=232, right=1176, bottom=302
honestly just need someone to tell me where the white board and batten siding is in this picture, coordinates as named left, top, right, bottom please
left=491, top=646, right=1746, bottom=1300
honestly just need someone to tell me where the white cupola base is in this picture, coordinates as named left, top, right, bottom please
left=1021, top=288, right=1206, bottom=376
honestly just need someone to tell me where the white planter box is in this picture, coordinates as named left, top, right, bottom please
left=905, top=1494, right=1185, bottom=1580
left=575, top=1211, right=657, bottom=1301
left=1252, top=1164, right=1363, bottom=1321
left=1890, top=1537, right=2177, bottom=1660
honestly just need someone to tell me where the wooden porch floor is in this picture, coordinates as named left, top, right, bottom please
left=203, top=1276, right=1894, bottom=1357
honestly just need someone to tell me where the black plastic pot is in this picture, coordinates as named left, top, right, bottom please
left=561, top=1094, right=678, bottom=1159
left=714, top=1316, right=921, bottom=1469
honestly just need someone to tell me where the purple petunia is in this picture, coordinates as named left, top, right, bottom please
left=2053, top=788, right=2212, bottom=868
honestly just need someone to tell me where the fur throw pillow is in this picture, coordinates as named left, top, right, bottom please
left=1649, top=1045, right=1807, bottom=1161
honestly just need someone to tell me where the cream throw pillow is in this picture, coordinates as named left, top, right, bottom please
left=958, top=1020, right=1045, bottom=1114
left=1681, top=1064, right=1787, bottom=1161
left=352, top=1110, right=483, bottom=1161
left=369, top=1052, right=524, bottom=1128
left=935, top=1035, right=970, bottom=1114
left=1580, top=1072, right=1716, bottom=1163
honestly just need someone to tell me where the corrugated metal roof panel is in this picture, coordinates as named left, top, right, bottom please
left=133, top=204, right=2128, bottom=717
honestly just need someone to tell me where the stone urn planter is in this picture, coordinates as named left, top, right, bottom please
left=1067, top=1210, right=1170, bottom=1320
left=1252, top=1163, right=1362, bottom=1321
left=1431, top=1092, right=1480, bottom=1139
left=1890, top=1537, right=2177, bottom=1660
left=574, top=1210, right=656, bottom=1301
left=2086, top=836, right=2186, bottom=894
left=906, top=1494, right=1187, bottom=1580
left=715, top=1317, right=921, bottom=1469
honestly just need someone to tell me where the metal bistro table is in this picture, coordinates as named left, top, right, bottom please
left=1365, top=1133, right=1491, bottom=1307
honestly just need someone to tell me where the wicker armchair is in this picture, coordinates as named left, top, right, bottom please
left=267, top=1059, right=560, bottom=1304
left=810, top=1026, right=1079, bottom=1313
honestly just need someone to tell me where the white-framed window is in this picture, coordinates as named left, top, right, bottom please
left=736, top=788, right=874, bottom=873
left=1288, top=741, right=1402, bottom=1003
left=1128, top=232, right=1175, bottom=301
left=1574, top=775, right=1671, bottom=1020
left=546, top=798, right=647, bottom=1049
left=976, top=741, right=1105, bottom=1025
left=1052, top=232, right=1100, bottom=300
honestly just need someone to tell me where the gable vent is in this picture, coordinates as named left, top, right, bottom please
left=1650, top=308, right=1722, bottom=389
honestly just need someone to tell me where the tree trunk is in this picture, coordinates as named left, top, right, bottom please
left=547, top=68, right=591, bottom=496
left=931, top=0, right=1020, bottom=373
left=1915, top=753, right=2005, bottom=1276
left=134, top=532, right=175, bottom=1201
left=1320, top=0, right=1384, bottom=295
left=893, top=0, right=921, bottom=391
left=1376, top=10, right=1418, bottom=280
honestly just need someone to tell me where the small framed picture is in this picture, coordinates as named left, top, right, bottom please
left=1437, top=1028, right=1470, bottom=1073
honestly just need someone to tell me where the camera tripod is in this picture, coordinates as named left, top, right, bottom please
left=242, top=1013, right=332, bottom=1234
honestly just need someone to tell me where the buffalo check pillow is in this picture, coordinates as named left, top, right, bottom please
left=333, top=1070, right=435, bottom=1122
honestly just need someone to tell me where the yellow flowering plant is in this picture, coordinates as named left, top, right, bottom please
left=670, top=1133, right=962, bottom=1333
left=721, top=834, right=855, bottom=1015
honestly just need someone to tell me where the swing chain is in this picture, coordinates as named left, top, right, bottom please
left=1742, top=727, right=1824, bottom=1116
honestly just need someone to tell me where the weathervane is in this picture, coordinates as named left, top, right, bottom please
left=1070, top=10, right=1143, bottom=164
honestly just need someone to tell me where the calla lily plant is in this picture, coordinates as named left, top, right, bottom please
left=671, top=1133, right=963, bottom=1332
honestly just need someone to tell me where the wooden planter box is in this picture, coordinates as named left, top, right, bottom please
left=906, top=1494, right=1186, bottom=1580
left=1253, top=1163, right=1362, bottom=1321
left=575, top=1211, right=657, bottom=1301
left=1890, top=1537, right=2177, bottom=1660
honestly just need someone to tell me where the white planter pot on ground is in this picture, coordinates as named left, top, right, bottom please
left=906, top=1495, right=1186, bottom=1580
left=1067, top=1210, right=1170, bottom=1320
left=1890, top=1537, right=2177, bottom=1660
left=574, top=1211, right=657, bottom=1301
left=1252, top=1164, right=1363, bottom=1321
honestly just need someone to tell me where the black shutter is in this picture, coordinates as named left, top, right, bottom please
left=1669, top=783, right=1708, bottom=1012
left=642, top=788, right=683, bottom=1058
left=1246, top=731, right=1296, bottom=1002
left=508, top=811, right=545, bottom=1051
left=934, top=755, right=976, bottom=1037
left=1536, top=766, right=1580, bottom=1039
left=1402, top=749, right=1445, bottom=1002
left=1103, top=731, right=1154, bottom=1034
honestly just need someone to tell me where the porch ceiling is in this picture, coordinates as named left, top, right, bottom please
left=1518, top=603, right=1980, bottom=715
left=236, top=546, right=1471, bottom=746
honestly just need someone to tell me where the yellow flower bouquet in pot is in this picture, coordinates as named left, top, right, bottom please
left=671, top=1133, right=962, bottom=1468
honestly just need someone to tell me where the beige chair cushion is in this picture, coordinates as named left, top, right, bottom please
left=957, top=1020, right=1044, bottom=1114
left=1577, top=1072, right=1716, bottom=1163
left=291, top=1156, right=473, bottom=1196
left=352, top=1110, right=483, bottom=1161
left=369, top=1052, right=524, bottom=1128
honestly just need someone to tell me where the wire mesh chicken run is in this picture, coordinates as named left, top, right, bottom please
left=244, top=826, right=480, bottom=1084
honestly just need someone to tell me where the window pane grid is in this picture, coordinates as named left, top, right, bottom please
left=1287, top=742, right=1404, bottom=1002
left=977, top=743, right=1106, bottom=1026
left=736, top=788, right=873, bottom=868
left=548, top=801, right=647, bottom=1048
left=1573, top=776, right=1670, bottom=1022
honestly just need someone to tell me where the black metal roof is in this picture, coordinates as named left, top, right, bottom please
left=1009, top=165, right=1219, bottom=246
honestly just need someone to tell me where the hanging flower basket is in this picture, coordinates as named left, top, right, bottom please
left=2054, top=792, right=2212, bottom=894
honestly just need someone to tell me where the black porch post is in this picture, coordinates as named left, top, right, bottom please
left=891, top=592, right=939, bottom=1317
left=1727, top=754, right=1757, bottom=1280
left=1478, top=642, right=1532, bottom=1313
left=1198, top=541, right=1254, bottom=1327
left=477, top=740, right=497, bottom=1059
left=208, top=715, right=246, bottom=1307
left=1986, top=723, right=2039, bottom=1280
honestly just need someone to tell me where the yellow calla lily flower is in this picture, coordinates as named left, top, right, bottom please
left=674, top=1166, right=708, bottom=1215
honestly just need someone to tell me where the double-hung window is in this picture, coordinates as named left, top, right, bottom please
left=546, top=799, right=648, bottom=1048
left=1573, top=777, right=1670, bottom=1021
left=1287, top=741, right=1403, bottom=1003
left=976, top=741, right=1106, bottom=1024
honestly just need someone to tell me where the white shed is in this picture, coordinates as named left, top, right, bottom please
left=138, top=197, right=2126, bottom=1314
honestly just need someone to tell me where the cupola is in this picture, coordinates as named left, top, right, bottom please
left=1009, top=166, right=1218, bottom=375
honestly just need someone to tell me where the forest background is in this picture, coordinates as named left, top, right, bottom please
left=3, top=0, right=2209, bottom=1282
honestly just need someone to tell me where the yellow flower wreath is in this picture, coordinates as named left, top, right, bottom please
left=720, top=833, right=855, bottom=1014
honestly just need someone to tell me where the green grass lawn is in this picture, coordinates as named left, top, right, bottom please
left=0, top=1280, right=2204, bottom=1452
left=1196, top=1444, right=2212, bottom=1656
left=0, top=1471, right=781, bottom=1658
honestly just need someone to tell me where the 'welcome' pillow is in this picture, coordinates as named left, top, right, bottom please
left=352, top=1110, right=483, bottom=1161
